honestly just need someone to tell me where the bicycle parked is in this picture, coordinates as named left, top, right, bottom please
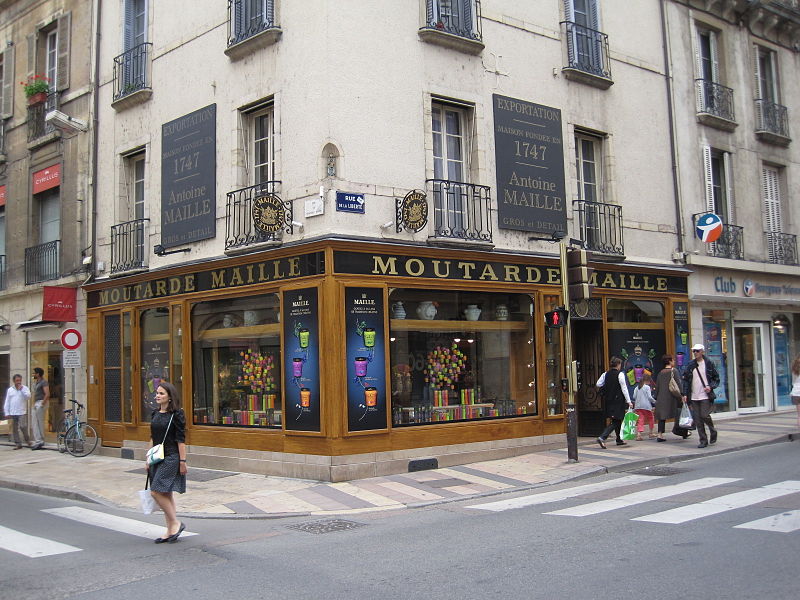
left=56, top=398, right=98, bottom=457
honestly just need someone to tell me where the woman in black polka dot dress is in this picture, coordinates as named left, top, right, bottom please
left=147, top=381, right=187, bottom=543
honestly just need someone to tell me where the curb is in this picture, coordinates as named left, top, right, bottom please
left=1, top=433, right=795, bottom=519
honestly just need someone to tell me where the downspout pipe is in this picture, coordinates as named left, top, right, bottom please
left=660, top=0, right=685, bottom=259
left=87, top=0, right=101, bottom=284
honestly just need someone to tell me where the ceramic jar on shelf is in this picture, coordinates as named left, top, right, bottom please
left=416, top=301, right=437, bottom=320
left=464, top=304, right=481, bottom=321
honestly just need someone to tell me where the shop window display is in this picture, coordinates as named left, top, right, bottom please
left=389, top=290, right=536, bottom=425
left=140, top=307, right=171, bottom=423
left=191, top=294, right=282, bottom=428
left=702, top=310, right=732, bottom=412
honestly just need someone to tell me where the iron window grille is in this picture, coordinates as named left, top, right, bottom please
left=572, top=199, right=624, bottom=256
left=423, top=0, right=482, bottom=41
left=766, top=232, right=798, bottom=266
left=228, top=0, right=277, bottom=46
left=24, top=240, right=60, bottom=284
left=27, top=91, right=59, bottom=141
left=755, top=99, right=790, bottom=139
left=225, top=181, right=291, bottom=251
left=113, top=42, right=152, bottom=101
left=561, top=21, right=611, bottom=80
left=695, top=79, right=735, bottom=122
left=111, top=218, right=149, bottom=274
left=427, top=179, right=492, bottom=243
left=691, top=214, right=744, bottom=260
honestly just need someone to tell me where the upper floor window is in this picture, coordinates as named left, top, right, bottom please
left=561, top=0, right=611, bottom=85
left=697, top=28, right=719, bottom=83
left=419, top=1, right=483, bottom=54
left=1, top=47, right=13, bottom=120
left=432, top=102, right=468, bottom=184
left=251, top=109, right=274, bottom=185
left=45, top=30, right=58, bottom=85
left=754, top=45, right=778, bottom=103
left=30, top=14, right=70, bottom=93
left=702, top=146, right=734, bottom=223
left=124, top=0, right=148, bottom=50
left=574, top=132, right=602, bottom=203
left=752, top=45, right=789, bottom=143
left=226, top=0, right=281, bottom=56
left=761, top=164, right=796, bottom=265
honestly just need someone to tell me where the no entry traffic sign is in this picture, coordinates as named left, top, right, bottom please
left=61, top=328, right=82, bottom=350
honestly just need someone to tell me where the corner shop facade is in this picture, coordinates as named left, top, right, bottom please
left=85, top=240, right=689, bottom=481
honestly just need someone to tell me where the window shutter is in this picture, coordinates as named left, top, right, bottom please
left=761, top=166, right=782, bottom=233
left=124, top=0, right=135, bottom=50
left=461, top=0, right=473, bottom=33
left=702, top=145, right=714, bottom=214
left=752, top=45, right=762, bottom=99
left=27, top=33, right=36, bottom=79
left=563, top=0, right=573, bottom=22
left=56, top=13, right=71, bottom=91
left=1, top=47, right=14, bottom=119
left=234, top=1, right=246, bottom=39
left=692, top=30, right=703, bottom=111
left=588, top=0, right=600, bottom=29
left=722, top=152, right=735, bottom=224
left=426, top=0, right=435, bottom=24
left=709, top=30, right=719, bottom=82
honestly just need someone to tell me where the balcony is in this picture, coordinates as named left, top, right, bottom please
left=573, top=200, right=624, bottom=257
left=27, top=91, right=59, bottom=143
left=692, top=215, right=744, bottom=260
left=427, top=179, right=492, bottom=246
left=25, top=240, right=60, bottom=285
left=0, top=255, right=6, bottom=291
left=112, top=43, right=153, bottom=110
left=695, top=79, right=736, bottom=131
left=766, top=232, right=798, bottom=266
left=110, top=218, right=149, bottom=275
left=560, top=21, right=612, bottom=89
left=225, top=0, right=281, bottom=59
left=225, top=181, right=291, bottom=253
left=755, top=99, right=790, bottom=146
left=419, top=0, right=484, bottom=55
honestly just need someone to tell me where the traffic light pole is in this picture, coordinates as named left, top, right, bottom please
left=559, top=242, right=579, bottom=462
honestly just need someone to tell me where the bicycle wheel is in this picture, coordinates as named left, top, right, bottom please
left=55, top=419, right=69, bottom=453
left=64, top=423, right=99, bottom=457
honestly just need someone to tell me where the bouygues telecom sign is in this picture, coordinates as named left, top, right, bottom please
left=32, top=164, right=61, bottom=194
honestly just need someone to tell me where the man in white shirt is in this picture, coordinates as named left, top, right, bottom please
left=4, top=374, right=32, bottom=449
left=681, top=344, right=720, bottom=448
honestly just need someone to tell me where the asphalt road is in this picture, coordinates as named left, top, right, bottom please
left=1, top=441, right=798, bottom=600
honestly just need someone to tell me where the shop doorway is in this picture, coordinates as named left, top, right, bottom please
left=734, top=322, right=772, bottom=413
left=574, top=320, right=605, bottom=436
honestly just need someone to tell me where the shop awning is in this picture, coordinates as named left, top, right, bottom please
left=16, top=319, right=64, bottom=330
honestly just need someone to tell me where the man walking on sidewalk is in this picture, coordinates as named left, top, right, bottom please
left=31, top=367, right=50, bottom=450
left=4, top=374, right=32, bottom=449
left=682, top=344, right=720, bottom=449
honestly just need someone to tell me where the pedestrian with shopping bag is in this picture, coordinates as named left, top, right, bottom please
left=681, top=344, right=720, bottom=448
left=632, top=372, right=656, bottom=440
left=595, top=357, right=633, bottom=448
left=653, top=355, right=690, bottom=441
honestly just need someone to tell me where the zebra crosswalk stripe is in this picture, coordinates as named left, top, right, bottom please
left=734, top=510, right=800, bottom=533
left=633, top=480, right=800, bottom=524
left=42, top=507, right=197, bottom=539
left=469, top=475, right=661, bottom=512
left=545, top=477, right=741, bottom=517
left=0, top=525, right=81, bottom=558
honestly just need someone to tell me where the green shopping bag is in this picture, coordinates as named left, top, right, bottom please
left=621, top=410, right=639, bottom=441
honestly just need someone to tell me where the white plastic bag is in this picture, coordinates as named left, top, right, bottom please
left=678, top=403, right=693, bottom=429
left=138, top=473, right=156, bottom=515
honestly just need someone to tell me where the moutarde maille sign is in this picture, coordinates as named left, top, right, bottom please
left=333, top=251, right=688, bottom=294
left=493, top=95, right=566, bottom=235
left=88, top=252, right=325, bottom=308
left=161, top=104, right=217, bottom=248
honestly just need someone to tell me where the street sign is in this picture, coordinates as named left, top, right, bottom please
left=62, top=350, right=81, bottom=368
left=61, top=328, right=82, bottom=350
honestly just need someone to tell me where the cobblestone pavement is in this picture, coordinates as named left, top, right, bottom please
left=1, top=411, right=796, bottom=518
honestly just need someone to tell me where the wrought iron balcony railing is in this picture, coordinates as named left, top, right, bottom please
left=561, top=21, right=611, bottom=80
left=0, top=255, right=6, bottom=291
left=755, top=99, right=790, bottom=139
left=573, top=199, right=624, bottom=256
left=25, top=240, right=60, bottom=285
left=227, top=0, right=277, bottom=47
left=27, top=91, right=59, bottom=141
left=113, top=42, right=152, bottom=101
left=225, top=181, right=291, bottom=251
left=111, top=218, right=149, bottom=274
left=692, top=214, right=744, bottom=260
left=422, top=0, right=482, bottom=41
left=695, top=79, right=735, bottom=122
left=766, top=232, right=798, bottom=266
left=427, top=179, right=492, bottom=243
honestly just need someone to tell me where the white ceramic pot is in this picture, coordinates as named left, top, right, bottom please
left=495, top=304, right=509, bottom=321
left=391, top=301, right=406, bottom=319
left=416, top=301, right=437, bottom=320
left=464, top=304, right=481, bottom=321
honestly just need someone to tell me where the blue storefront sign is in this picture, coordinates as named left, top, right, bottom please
left=336, top=192, right=365, bottom=214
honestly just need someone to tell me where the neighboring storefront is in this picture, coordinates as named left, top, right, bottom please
left=85, top=241, right=689, bottom=480
left=689, top=269, right=800, bottom=415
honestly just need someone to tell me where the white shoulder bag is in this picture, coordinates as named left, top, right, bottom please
left=146, top=412, right=174, bottom=467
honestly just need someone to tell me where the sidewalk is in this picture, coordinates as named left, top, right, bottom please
left=1, top=411, right=797, bottom=518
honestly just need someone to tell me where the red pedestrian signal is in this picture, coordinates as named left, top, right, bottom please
left=545, top=307, right=568, bottom=328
